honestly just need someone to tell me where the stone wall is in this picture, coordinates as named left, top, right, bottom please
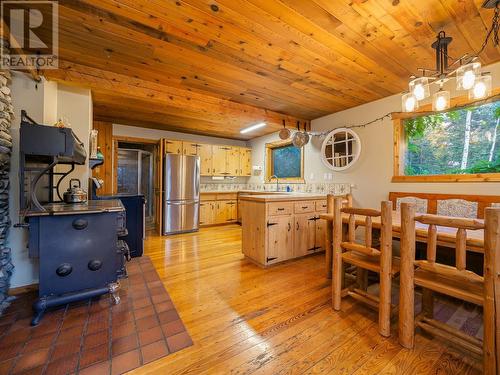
left=0, top=39, right=14, bottom=314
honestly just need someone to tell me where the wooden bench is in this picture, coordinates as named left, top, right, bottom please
left=389, top=192, right=500, bottom=219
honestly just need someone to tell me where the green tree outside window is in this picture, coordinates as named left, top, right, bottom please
left=404, top=101, right=500, bottom=176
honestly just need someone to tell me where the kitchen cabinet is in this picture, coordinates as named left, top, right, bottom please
left=240, top=195, right=327, bottom=267
left=182, top=142, right=199, bottom=156
left=198, top=144, right=212, bottom=176
left=216, top=200, right=237, bottom=223
left=227, top=147, right=240, bottom=176
left=294, top=213, right=316, bottom=257
left=212, top=145, right=230, bottom=175
left=199, top=201, right=215, bottom=225
left=267, top=216, right=293, bottom=264
left=161, top=138, right=251, bottom=177
left=200, top=193, right=238, bottom=226
left=239, top=148, right=252, bottom=176
left=315, top=216, right=326, bottom=251
left=165, top=140, right=182, bottom=154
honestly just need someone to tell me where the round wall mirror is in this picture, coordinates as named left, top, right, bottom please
left=320, top=128, right=361, bottom=171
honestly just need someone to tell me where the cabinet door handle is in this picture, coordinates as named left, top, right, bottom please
left=288, top=222, right=291, bottom=231
left=296, top=222, right=299, bottom=230
left=277, top=208, right=284, bottom=211
left=302, top=206, right=308, bottom=209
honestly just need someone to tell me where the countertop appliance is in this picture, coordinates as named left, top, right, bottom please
left=163, top=154, right=200, bottom=235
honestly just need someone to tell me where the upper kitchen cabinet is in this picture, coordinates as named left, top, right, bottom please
left=182, top=142, right=199, bottom=156
left=198, top=144, right=213, bottom=176
left=226, top=147, right=240, bottom=176
left=165, top=140, right=183, bottom=155
left=239, top=148, right=252, bottom=176
left=161, top=139, right=251, bottom=177
left=213, top=146, right=251, bottom=176
left=212, top=145, right=230, bottom=175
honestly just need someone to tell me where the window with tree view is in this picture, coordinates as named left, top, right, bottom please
left=404, top=101, right=500, bottom=176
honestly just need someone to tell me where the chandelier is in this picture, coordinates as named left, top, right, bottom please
left=402, top=1, right=500, bottom=113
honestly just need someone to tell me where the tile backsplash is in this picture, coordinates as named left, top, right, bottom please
left=200, top=182, right=351, bottom=195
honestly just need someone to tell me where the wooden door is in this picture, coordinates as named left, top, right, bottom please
left=239, top=148, right=252, bottom=176
left=155, top=139, right=165, bottom=234
left=212, top=146, right=229, bottom=175
left=199, top=201, right=211, bottom=225
left=214, top=200, right=228, bottom=223
left=294, top=213, right=316, bottom=257
left=267, top=216, right=293, bottom=264
left=227, top=201, right=237, bottom=221
left=92, top=121, right=113, bottom=195
left=226, top=147, right=240, bottom=176
left=182, top=142, right=198, bottom=156
left=315, top=216, right=326, bottom=251
left=198, top=143, right=213, bottom=176
left=165, top=140, right=182, bottom=154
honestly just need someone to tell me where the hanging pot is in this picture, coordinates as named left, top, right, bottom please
left=302, top=121, right=310, bottom=146
left=63, top=179, right=87, bottom=204
left=292, top=121, right=307, bottom=148
left=278, top=119, right=290, bottom=140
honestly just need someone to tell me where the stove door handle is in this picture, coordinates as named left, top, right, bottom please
left=72, top=219, right=88, bottom=230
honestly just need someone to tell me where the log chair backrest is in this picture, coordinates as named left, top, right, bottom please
left=333, top=198, right=393, bottom=258
left=400, top=203, right=485, bottom=283
left=326, top=193, right=352, bottom=213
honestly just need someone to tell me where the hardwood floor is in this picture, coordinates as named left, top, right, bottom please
left=133, top=225, right=481, bottom=374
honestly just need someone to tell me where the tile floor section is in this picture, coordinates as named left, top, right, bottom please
left=0, top=256, right=193, bottom=374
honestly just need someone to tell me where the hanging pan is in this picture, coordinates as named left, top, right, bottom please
left=302, top=121, right=310, bottom=146
left=292, top=120, right=307, bottom=148
left=279, top=119, right=290, bottom=140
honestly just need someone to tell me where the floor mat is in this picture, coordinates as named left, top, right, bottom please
left=0, top=256, right=192, bottom=374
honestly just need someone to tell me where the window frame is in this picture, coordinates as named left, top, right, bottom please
left=392, top=93, right=500, bottom=183
left=320, top=128, right=361, bottom=171
left=265, top=139, right=305, bottom=183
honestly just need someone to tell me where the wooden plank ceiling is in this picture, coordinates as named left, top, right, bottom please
left=36, top=0, right=500, bottom=139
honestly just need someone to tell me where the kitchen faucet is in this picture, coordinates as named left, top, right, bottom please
left=269, top=175, right=280, bottom=192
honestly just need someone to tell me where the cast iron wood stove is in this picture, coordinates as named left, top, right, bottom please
left=17, top=112, right=129, bottom=325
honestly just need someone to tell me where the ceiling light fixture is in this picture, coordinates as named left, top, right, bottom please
left=240, top=122, right=266, bottom=134
left=402, top=2, right=499, bottom=113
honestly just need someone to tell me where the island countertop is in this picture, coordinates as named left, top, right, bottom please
left=238, top=193, right=327, bottom=202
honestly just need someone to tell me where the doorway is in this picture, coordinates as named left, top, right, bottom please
left=115, top=141, right=157, bottom=227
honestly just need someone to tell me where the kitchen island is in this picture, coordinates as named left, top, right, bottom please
left=239, top=193, right=328, bottom=267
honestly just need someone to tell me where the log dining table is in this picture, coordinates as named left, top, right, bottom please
left=319, top=210, right=485, bottom=279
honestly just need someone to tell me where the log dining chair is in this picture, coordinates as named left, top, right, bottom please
left=398, top=203, right=500, bottom=375
left=332, top=198, right=398, bottom=337
left=325, top=193, right=353, bottom=278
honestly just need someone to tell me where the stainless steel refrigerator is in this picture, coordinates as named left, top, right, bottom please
left=163, top=154, right=200, bottom=235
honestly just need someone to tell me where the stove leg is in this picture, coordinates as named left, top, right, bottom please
left=31, top=297, right=47, bottom=326
left=109, top=282, right=121, bottom=305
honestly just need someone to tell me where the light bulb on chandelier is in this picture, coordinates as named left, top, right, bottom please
left=456, top=61, right=481, bottom=91
left=409, top=77, right=430, bottom=101
left=402, top=93, right=418, bottom=112
left=469, top=74, right=492, bottom=100
left=433, top=90, right=450, bottom=112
